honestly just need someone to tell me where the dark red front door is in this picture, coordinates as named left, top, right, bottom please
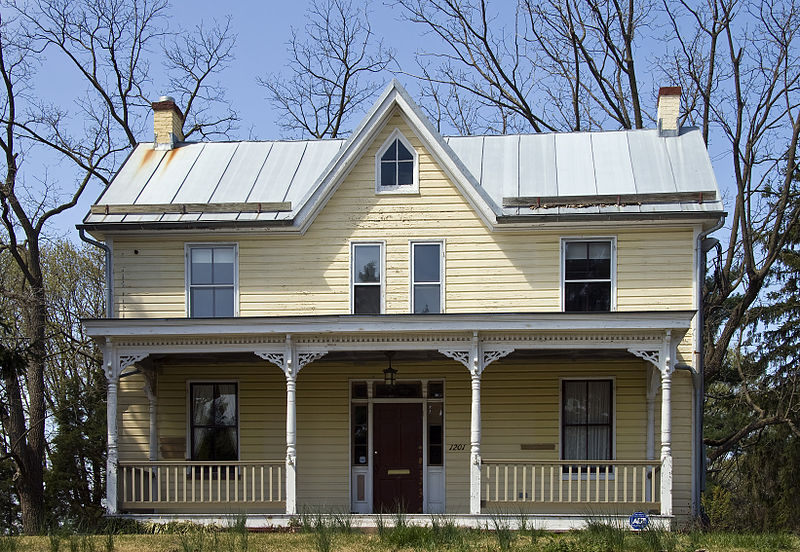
left=373, top=403, right=423, bottom=513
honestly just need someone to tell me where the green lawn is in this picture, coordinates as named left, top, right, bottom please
left=2, top=526, right=798, bottom=552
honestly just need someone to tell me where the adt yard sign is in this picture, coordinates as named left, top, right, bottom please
left=629, top=511, right=650, bottom=530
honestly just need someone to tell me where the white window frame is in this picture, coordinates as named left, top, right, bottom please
left=560, top=237, right=617, bottom=312
left=185, top=379, right=241, bottom=462
left=374, top=128, right=419, bottom=194
left=350, top=241, right=385, bottom=314
left=409, top=240, right=445, bottom=314
left=558, top=376, right=616, bottom=480
left=185, top=243, right=239, bottom=318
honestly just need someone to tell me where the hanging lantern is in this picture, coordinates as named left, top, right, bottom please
left=383, top=351, right=397, bottom=386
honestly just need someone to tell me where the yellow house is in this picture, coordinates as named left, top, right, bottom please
left=79, top=82, right=724, bottom=530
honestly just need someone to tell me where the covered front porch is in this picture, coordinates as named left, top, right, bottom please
left=88, top=312, right=692, bottom=528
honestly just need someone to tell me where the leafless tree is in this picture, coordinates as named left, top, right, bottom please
left=0, top=0, right=236, bottom=533
left=401, top=0, right=800, bottom=465
left=259, top=0, right=394, bottom=139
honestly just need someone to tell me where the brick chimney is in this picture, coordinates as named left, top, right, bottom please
left=152, top=96, right=184, bottom=150
left=656, top=87, right=681, bottom=137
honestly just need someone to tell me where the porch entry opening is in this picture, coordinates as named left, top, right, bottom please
left=351, top=380, right=445, bottom=514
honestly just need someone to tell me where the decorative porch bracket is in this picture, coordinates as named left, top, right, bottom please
left=439, top=332, right=514, bottom=515
left=255, top=336, right=328, bottom=515
left=628, top=330, right=674, bottom=517
left=103, top=343, right=148, bottom=515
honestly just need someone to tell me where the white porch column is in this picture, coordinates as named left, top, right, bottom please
left=469, top=336, right=482, bottom=515
left=440, top=333, right=513, bottom=516
left=660, top=330, right=674, bottom=516
left=256, top=341, right=326, bottom=516
left=104, top=340, right=120, bottom=515
left=645, top=365, right=659, bottom=502
left=284, top=336, right=298, bottom=516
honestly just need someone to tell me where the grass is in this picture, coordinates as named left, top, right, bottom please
left=1, top=527, right=799, bottom=552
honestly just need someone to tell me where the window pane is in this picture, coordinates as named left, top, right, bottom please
left=191, top=288, right=214, bottom=317
left=193, top=428, right=214, bottom=460
left=589, top=242, right=611, bottom=260
left=215, top=384, right=237, bottom=426
left=214, top=287, right=234, bottom=317
left=565, top=257, right=590, bottom=280
left=563, top=381, right=586, bottom=423
left=354, top=285, right=380, bottom=314
left=413, top=244, right=440, bottom=282
left=192, top=384, right=214, bottom=425
left=381, top=141, right=397, bottom=162
left=213, top=427, right=238, bottom=460
left=397, top=161, right=413, bottom=185
left=381, top=161, right=396, bottom=186
left=428, top=381, right=444, bottom=399
left=587, top=381, right=611, bottom=423
left=354, top=245, right=381, bottom=283
left=212, top=248, right=234, bottom=284
left=565, top=242, right=587, bottom=260
left=586, top=282, right=611, bottom=311
left=191, top=248, right=213, bottom=284
left=352, top=382, right=368, bottom=399
left=586, top=258, right=611, bottom=279
left=563, top=426, right=585, bottom=459
left=428, top=402, right=443, bottom=424
left=374, top=382, right=422, bottom=398
left=397, top=140, right=413, bottom=160
left=587, top=426, right=611, bottom=459
left=414, top=284, right=441, bottom=314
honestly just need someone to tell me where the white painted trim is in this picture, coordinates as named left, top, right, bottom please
left=184, top=243, right=239, bottom=318
left=350, top=241, right=386, bottom=314
left=374, top=128, right=420, bottom=194
left=558, top=377, right=617, bottom=467
left=86, top=310, right=696, bottom=339
left=409, top=240, right=445, bottom=314
left=560, top=236, right=617, bottom=312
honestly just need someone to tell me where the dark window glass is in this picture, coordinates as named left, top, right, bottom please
left=413, top=285, right=440, bottom=314
left=564, top=241, right=611, bottom=312
left=379, top=138, right=414, bottom=187
left=562, top=380, right=612, bottom=467
left=354, top=286, right=380, bottom=314
left=428, top=381, right=444, bottom=399
left=374, top=382, right=422, bottom=398
left=352, top=382, right=368, bottom=399
left=428, top=402, right=443, bottom=466
left=352, top=404, right=368, bottom=465
left=190, top=383, right=238, bottom=461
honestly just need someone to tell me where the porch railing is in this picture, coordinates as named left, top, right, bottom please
left=482, top=460, right=660, bottom=507
left=119, top=461, right=284, bottom=507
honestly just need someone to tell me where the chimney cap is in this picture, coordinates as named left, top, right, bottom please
left=658, top=86, right=681, bottom=97
left=158, top=95, right=176, bottom=103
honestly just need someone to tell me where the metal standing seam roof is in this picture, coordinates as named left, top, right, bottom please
left=84, top=127, right=722, bottom=225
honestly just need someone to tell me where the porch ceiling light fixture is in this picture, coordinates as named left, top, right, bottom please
left=383, top=351, right=397, bottom=386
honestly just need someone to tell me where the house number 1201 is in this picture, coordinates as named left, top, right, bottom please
left=448, top=443, right=467, bottom=451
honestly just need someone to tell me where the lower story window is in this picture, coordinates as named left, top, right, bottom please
left=562, top=380, right=612, bottom=465
left=190, top=382, right=238, bottom=461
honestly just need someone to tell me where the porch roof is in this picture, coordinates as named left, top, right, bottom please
left=85, top=310, right=694, bottom=345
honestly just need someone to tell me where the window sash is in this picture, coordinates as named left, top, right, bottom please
left=190, top=383, right=238, bottom=462
left=352, top=243, right=383, bottom=314
left=188, top=245, right=236, bottom=317
left=412, top=242, right=442, bottom=314
left=561, top=380, right=612, bottom=462
left=563, top=240, right=612, bottom=312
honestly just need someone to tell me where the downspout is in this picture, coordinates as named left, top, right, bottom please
left=681, top=215, right=725, bottom=518
left=79, top=228, right=113, bottom=319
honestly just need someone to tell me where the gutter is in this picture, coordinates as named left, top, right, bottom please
left=681, top=215, right=725, bottom=519
left=79, top=228, right=113, bottom=318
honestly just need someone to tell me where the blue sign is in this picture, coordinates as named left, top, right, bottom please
left=629, top=511, right=650, bottom=530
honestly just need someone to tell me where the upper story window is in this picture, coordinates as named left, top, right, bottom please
left=563, top=240, right=613, bottom=312
left=376, top=130, right=418, bottom=194
left=411, top=241, right=443, bottom=314
left=187, top=245, right=236, bottom=317
left=352, top=242, right=383, bottom=314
